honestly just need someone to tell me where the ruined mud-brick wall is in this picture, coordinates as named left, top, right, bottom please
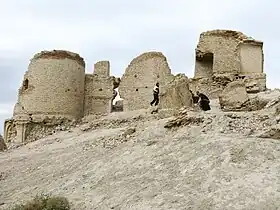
left=16, top=50, right=86, bottom=119
left=195, top=30, right=248, bottom=77
left=239, top=40, right=264, bottom=74
left=118, top=52, right=174, bottom=111
left=192, top=30, right=266, bottom=97
left=4, top=117, right=77, bottom=143
left=84, top=61, right=115, bottom=115
left=160, top=74, right=193, bottom=109
left=4, top=50, right=86, bottom=144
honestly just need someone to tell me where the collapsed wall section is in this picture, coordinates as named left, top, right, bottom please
left=4, top=117, right=77, bottom=143
left=160, top=74, right=193, bottom=109
left=118, top=52, right=174, bottom=111
left=16, top=50, right=86, bottom=119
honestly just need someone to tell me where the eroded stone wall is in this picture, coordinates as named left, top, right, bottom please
left=118, top=52, right=174, bottom=111
left=16, top=50, right=85, bottom=119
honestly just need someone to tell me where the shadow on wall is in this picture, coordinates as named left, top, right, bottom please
left=195, top=52, right=214, bottom=78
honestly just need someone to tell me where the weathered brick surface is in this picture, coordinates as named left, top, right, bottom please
left=16, top=50, right=85, bottom=119
left=195, top=29, right=264, bottom=77
left=94, top=61, right=110, bottom=77
left=118, top=52, right=174, bottom=111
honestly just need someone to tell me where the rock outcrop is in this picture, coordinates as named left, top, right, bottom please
left=219, top=80, right=250, bottom=111
left=160, top=74, right=193, bottom=109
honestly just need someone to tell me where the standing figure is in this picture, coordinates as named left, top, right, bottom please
left=197, top=91, right=211, bottom=111
left=150, top=82, right=159, bottom=106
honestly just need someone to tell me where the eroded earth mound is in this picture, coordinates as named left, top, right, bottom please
left=1, top=90, right=280, bottom=209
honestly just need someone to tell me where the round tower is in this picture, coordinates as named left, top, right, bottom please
left=16, top=50, right=85, bottom=119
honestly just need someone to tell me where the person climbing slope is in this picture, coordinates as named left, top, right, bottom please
left=150, top=82, right=159, bottom=106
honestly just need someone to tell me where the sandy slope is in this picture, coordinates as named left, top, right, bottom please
left=1, top=94, right=280, bottom=210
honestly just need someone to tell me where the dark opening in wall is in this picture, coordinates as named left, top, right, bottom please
left=196, top=52, right=214, bottom=77
left=134, top=75, right=137, bottom=78
left=99, top=88, right=103, bottom=91
left=136, top=88, right=138, bottom=91
left=23, top=79, right=29, bottom=90
left=145, top=86, right=148, bottom=88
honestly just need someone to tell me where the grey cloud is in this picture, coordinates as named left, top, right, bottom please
left=0, top=60, right=26, bottom=103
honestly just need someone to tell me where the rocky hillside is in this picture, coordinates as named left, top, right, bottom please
left=1, top=89, right=280, bottom=210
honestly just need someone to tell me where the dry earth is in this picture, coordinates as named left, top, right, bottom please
left=1, top=90, right=280, bottom=210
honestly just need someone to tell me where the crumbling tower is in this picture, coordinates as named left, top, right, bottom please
left=190, top=29, right=266, bottom=97
left=15, top=50, right=86, bottom=119
left=4, top=50, right=86, bottom=143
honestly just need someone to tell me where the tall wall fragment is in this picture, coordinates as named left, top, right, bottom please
left=84, top=61, right=115, bottom=115
left=118, top=52, right=174, bottom=111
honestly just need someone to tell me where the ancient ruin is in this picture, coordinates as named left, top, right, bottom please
left=190, top=29, right=266, bottom=98
left=118, top=52, right=191, bottom=111
left=3, top=29, right=266, bottom=144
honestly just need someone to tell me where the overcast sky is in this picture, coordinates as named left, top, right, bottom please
left=0, top=0, right=279, bottom=134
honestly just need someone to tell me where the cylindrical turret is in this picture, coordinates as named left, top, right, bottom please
left=15, top=50, right=85, bottom=119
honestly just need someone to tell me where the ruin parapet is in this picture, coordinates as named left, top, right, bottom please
left=32, top=50, right=85, bottom=67
left=199, top=29, right=248, bottom=40
left=128, top=51, right=167, bottom=66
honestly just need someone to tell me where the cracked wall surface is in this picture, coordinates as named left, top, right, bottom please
left=118, top=52, right=174, bottom=111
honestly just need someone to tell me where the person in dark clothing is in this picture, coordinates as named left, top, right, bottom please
left=190, top=90, right=199, bottom=104
left=196, top=91, right=211, bottom=111
left=112, top=89, right=117, bottom=101
left=150, top=82, right=159, bottom=106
